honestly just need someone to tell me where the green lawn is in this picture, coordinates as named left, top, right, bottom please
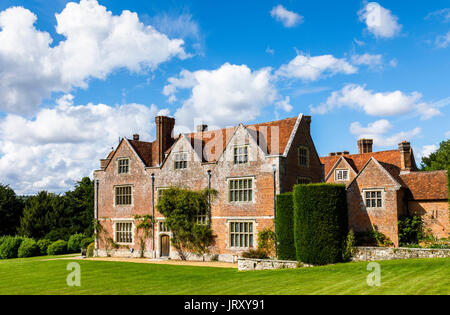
left=0, top=256, right=449, bottom=295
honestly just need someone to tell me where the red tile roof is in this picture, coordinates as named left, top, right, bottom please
left=400, top=170, right=448, bottom=200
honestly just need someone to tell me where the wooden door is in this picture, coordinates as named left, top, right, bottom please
left=160, top=235, right=170, bottom=257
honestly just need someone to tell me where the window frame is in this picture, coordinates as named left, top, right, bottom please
left=228, top=221, right=254, bottom=249
left=233, top=145, right=249, bottom=165
left=174, top=152, right=188, bottom=170
left=297, top=146, right=310, bottom=168
left=363, top=189, right=384, bottom=209
left=117, top=158, right=130, bottom=174
left=297, top=177, right=312, bottom=185
left=335, top=169, right=349, bottom=181
left=114, top=221, right=134, bottom=245
left=228, top=177, right=254, bottom=203
left=156, top=187, right=170, bottom=202
left=114, top=185, right=133, bottom=206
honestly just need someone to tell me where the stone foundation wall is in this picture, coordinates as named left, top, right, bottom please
left=238, top=258, right=312, bottom=271
left=351, top=246, right=450, bottom=262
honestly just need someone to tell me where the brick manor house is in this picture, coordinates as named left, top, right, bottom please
left=94, top=114, right=449, bottom=260
left=94, top=114, right=322, bottom=261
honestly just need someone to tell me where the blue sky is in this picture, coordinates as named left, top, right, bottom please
left=0, top=0, right=449, bottom=194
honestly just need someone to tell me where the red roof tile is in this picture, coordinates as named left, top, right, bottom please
left=400, top=170, right=448, bottom=200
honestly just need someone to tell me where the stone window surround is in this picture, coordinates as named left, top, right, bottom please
left=297, top=176, right=312, bottom=184
left=226, top=219, right=257, bottom=250
left=227, top=176, right=256, bottom=204
left=297, top=145, right=310, bottom=168
left=233, top=145, right=249, bottom=165
left=156, top=187, right=170, bottom=203
left=362, top=188, right=385, bottom=210
left=335, top=169, right=349, bottom=181
left=112, top=219, right=135, bottom=246
left=117, top=157, right=130, bottom=174
left=174, top=151, right=188, bottom=170
left=113, top=184, right=134, bottom=207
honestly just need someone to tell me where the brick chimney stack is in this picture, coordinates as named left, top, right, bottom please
left=398, top=141, right=412, bottom=172
left=357, top=139, right=373, bottom=154
left=304, top=116, right=311, bottom=132
left=155, top=116, right=175, bottom=166
left=133, top=134, right=139, bottom=141
left=196, top=124, right=208, bottom=133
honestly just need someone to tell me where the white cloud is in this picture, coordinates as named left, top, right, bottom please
left=0, top=95, right=159, bottom=194
left=425, top=8, right=450, bottom=22
left=150, top=12, right=200, bottom=40
left=351, top=53, right=383, bottom=69
left=418, top=145, right=438, bottom=159
left=311, top=84, right=442, bottom=119
left=164, top=63, right=282, bottom=128
left=0, top=0, right=187, bottom=115
left=350, top=119, right=421, bottom=147
left=435, top=30, right=450, bottom=48
left=358, top=2, right=402, bottom=38
left=275, top=96, right=293, bottom=112
left=270, top=5, right=303, bottom=28
left=276, top=54, right=357, bottom=81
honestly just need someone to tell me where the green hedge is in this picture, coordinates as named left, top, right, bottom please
left=18, top=238, right=40, bottom=258
left=275, top=192, right=296, bottom=260
left=67, top=234, right=85, bottom=253
left=37, top=239, right=52, bottom=255
left=0, top=236, right=24, bottom=259
left=47, top=240, right=67, bottom=255
left=293, top=183, right=348, bottom=265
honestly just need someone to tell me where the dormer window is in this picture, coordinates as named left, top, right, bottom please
left=234, top=145, right=248, bottom=164
left=118, top=158, right=129, bottom=174
left=335, top=169, right=349, bottom=181
left=298, top=146, right=309, bottom=167
left=174, top=152, right=188, bottom=169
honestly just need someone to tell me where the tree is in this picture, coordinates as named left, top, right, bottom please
left=157, top=187, right=216, bottom=260
left=0, top=184, right=24, bottom=236
left=64, top=177, right=94, bottom=237
left=420, top=140, right=450, bottom=171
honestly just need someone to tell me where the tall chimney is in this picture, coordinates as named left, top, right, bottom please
left=304, top=116, right=311, bottom=132
left=357, top=139, right=373, bottom=154
left=155, top=116, right=175, bottom=166
left=196, top=124, right=208, bottom=133
left=398, top=141, right=412, bottom=172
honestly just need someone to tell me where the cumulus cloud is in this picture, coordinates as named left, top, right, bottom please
left=425, top=8, right=450, bottom=22
left=351, top=53, right=383, bottom=69
left=350, top=119, right=421, bottom=147
left=418, top=144, right=438, bottom=160
left=0, top=95, right=159, bottom=194
left=276, top=54, right=357, bottom=81
left=358, top=2, right=402, bottom=38
left=435, top=30, right=450, bottom=48
left=310, top=84, right=442, bottom=119
left=0, top=0, right=187, bottom=115
left=270, top=5, right=303, bottom=28
left=163, top=63, right=284, bottom=128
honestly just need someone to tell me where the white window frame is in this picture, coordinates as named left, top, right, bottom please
left=335, top=169, right=349, bottom=181
left=298, top=146, right=309, bottom=168
left=114, top=221, right=134, bottom=245
left=228, top=177, right=254, bottom=203
left=363, top=189, right=384, bottom=209
left=115, top=185, right=133, bottom=206
left=233, top=145, right=249, bottom=165
left=117, top=158, right=130, bottom=174
left=156, top=187, right=170, bottom=202
left=174, top=152, right=188, bottom=169
left=229, top=221, right=254, bottom=249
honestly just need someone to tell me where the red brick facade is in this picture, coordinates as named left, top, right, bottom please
left=94, top=114, right=322, bottom=261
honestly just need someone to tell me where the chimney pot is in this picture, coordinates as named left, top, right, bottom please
left=399, top=141, right=412, bottom=172
left=357, top=138, right=373, bottom=154
left=133, top=134, right=139, bottom=141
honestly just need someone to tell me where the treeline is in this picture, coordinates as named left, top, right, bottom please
left=0, top=177, right=94, bottom=241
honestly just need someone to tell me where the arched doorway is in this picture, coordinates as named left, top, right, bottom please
left=160, top=235, right=170, bottom=257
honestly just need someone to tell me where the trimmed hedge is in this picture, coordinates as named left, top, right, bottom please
left=275, top=192, right=296, bottom=260
left=294, top=183, right=348, bottom=265
left=37, top=239, right=52, bottom=255
left=0, top=236, right=24, bottom=259
left=87, top=242, right=95, bottom=257
left=47, top=240, right=67, bottom=255
left=18, top=238, right=40, bottom=258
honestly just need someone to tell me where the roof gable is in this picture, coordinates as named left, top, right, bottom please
left=348, top=157, right=402, bottom=189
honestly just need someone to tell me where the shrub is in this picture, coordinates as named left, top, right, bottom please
left=18, top=238, right=40, bottom=258
left=80, top=237, right=94, bottom=249
left=354, top=225, right=394, bottom=247
left=37, top=239, right=52, bottom=255
left=342, top=230, right=355, bottom=262
left=257, top=228, right=276, bottom=257
left=275, top=192, right=296, bottom=260
left=87, top=242, right=95, bottom=257
left=241, top=248, right=269, bottom=259
left=67, top=233, right=85, bottom=253
left=398, top=216, right=425, bottom=246
left=294, top=183, right=348, bottom=265
left=47, top=240, right=67, bottom=255
left=0, top=236, right=24, bottom=259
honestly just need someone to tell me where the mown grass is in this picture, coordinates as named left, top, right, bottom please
left=0, top=256, right=448, bottom=295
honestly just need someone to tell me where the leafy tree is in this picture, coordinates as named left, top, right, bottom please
left=64, top=177, right=94, bottom=237
left=157, top=187, right=216, bottom=260
left=0, top=184, right=24, bottom=236
left=420, top=140, right=450, bottom=171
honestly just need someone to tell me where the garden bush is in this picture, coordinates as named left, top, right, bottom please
left=67, top=233, right=85, bottom=253
left=398, top=216, right=425, bottom=246
left=37, top=239, right=52, bottom=255
left=275, top=192, right=295, bottom=260
left=18, top=238, right=40, bottom=258
left=0, top=236, right=24, bottom=259
left=86, top=242, right=95, bottom=257
left=81, top=236, right=94, bottom=249
left=293, top=183, right=348, bottom=265
left=47, top=240, right=67, bottom=255
left=241, top=248, right=269, bottom=259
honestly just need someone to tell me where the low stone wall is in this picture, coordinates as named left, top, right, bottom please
left=351, top=246, right=450, bottom=262
left=238, top=258, right=312, bottom=271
